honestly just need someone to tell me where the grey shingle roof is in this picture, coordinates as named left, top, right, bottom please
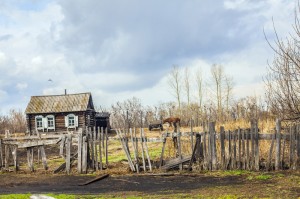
left=25, top=92, right=92, bottom=114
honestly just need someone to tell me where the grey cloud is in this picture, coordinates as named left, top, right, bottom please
left=0, top=34, right=12, bottom=41
left=56, top=0, right=265, bottom=79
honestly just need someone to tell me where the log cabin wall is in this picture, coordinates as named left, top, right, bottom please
left=27, top=111, right=87, bottom=133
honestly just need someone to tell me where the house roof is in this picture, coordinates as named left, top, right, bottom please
left=25, top=92, right=93, bottom=114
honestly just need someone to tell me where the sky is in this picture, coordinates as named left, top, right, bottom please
left=0, top=0, right=296, bottom=114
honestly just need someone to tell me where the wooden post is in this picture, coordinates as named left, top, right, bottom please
left=40, top=146, right=48, bottom=170
left=130, top=128, right=139, bottom=173
left=188, top=134, right=201, bottom=170
left=77, top=129, right=83, bottom=174
left=209, top=122, right=217, bottom=170
left=142, top=129, right=152, bottom=171
left=246, top=129, right=250, bottom=170
left=238, top=128, right=241, bottom=169
left=0, top=139, right=3, bottom=169
left=60, top=136, right=66, bottom=158
left=289, top=125, right=294, bottom=169
left=220, top=126, right=225, bottom=169
left=117, top=129, right=135, bottom=171
left=134, top=128, right=139, bottom=168
left=250, top=122, right=254, bottom=170
left=82, top=136, right=87, bottom=174
left=227, top=130, right=232, bottom=170
left=275, top=118, right=281, bottom=170
left=203, top=132, right=207, bottom=170
left=99, top=127, right=103, bottom=170
left=233, top=130, right=237, bottom=169
left=140, top=128, right=146, bottom=172
left=267, top=132, right=275, bottom=171
left=66, top=134, right=71, bottom=174
left=190, top=119, right=194, bottom=152
left=4, top=145, right=9, bottom=170
left=12, top=146, right=18, bottom=172
left=241, top=129, right=246, bottom=170
left=27, top=147, right=34, bottom=172
left=159, top=138, right=167, bottom=168
left=254, top=121, right=259, bottom=171
left=281, top=132, right=286, bottom=169
left=93, top=126, right=98, bottom=171
left=105, top=127, right=108, bottom=167
left=89, top=127, right=94, bottom=170
left=177, top=125, right=183, bottom=171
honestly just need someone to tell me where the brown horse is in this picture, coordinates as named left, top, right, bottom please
left=163, top=117, right=180, bottom=127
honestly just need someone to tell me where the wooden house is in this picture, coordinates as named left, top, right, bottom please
left=25, top=92, right=96, bottom=133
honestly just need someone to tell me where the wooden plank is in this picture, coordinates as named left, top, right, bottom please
left=190, top=119, right=194, bottom=152
left=40, top=146, right=48, bottom=170
left=105, top=127, right=108, bottom=167
left=66, top=134, right=71, bottom=174
left=203, top=132, right=207, bottom=170
left=142, top=129, right=152, bottom=172
left=246, top=129, right=250, bottom=170
left=220, top=126, right=225, bottom=169
left=177, top=127, right=183, bottom=171
left=0, top=139, right=2, bottom=168
left=77, top=129, right=83, bottom=174
left=159, top=138, right=166, bottom=168
left=188, top=134, right=200, bottom=170
left=242, top=129, right=246, bottom=170
left=117, top=129, right=135, bottom=172
left=281, top=132, right=286, bottom=169
left=54, top=152, right=78, bottom=174
left=254, top=121, right=259, bottom=171
left=209, top=122, right=217, bottom=170
left=99, top=127, right=103, bottom=170
left=275, top=119, right=281, bottom=170
left=130, top=128, right=139, bottom=173
left=27, top=147, right=34, bottom=172
left=238, top=128, right=241, bottom=169
left=78, top=174, right=109, bottom=186
left=297, top=125, right=300, bottom=169
left=250, top=122, right=254, bottom=170
left=140, top=128, right=146, bottom=172
left=94, top=126, right=98, bottom=171
left=233, top=130, right=237, bottom=169
left=161, top=156, right=191, bottom=171
left=267, top=133, right=275, bottom=171
left=228, top=130, right=232, bottom=170
left=59, top=136, right=66, bottom=158
left=82, top=136, right=87, bottom=174
left=89, top=128, right=94, bottom=170
left=12, top=146, right=18, bottom=172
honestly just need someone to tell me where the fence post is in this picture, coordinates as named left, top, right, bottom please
left=275, top=118, right=281, bottom=170
left=82, top=135, right=87, bottom=174
left=220, top=126, right=225, bottom=169
left=209, top=122, right=217, bottom=170
left=77, top=129, right=83, bottom=174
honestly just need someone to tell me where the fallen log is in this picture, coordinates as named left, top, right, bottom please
left=78, top=174, right=109, bottom=186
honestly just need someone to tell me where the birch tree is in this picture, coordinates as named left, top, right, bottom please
left=168, top=65, right=182, bottom=112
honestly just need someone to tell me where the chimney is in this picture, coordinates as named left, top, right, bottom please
left=64, top=89, right=67, bottom=95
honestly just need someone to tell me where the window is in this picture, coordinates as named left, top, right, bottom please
left=68, top=115, right=75, bottom=127
left=46, top=115, right=55, bottom=130
left=65, top=114, right=78, bottom=128
left=35, top=115, right=43, bottom=130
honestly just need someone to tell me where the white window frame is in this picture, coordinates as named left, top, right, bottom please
left=35, top=115, right=44, bottom=130
left=65, top=114, right=78, bottom=128
left=46, top=115, right=55, bottom=130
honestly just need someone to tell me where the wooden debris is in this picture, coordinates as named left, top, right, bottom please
left=78, top=174, right=109, bottom=186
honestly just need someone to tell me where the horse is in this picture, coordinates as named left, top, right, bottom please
left=163, top=117, right=181, bottom=127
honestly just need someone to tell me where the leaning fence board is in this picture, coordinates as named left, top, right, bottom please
left=78, top=174, right=109, bottom=186
left=0, top=139, right=3, bottom=168
left=220, top=126, right=225, bottom=169
left=161, top=156, right=191, bottom=171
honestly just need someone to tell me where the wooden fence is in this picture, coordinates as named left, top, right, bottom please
left=0, top=119, right=299, bottom=174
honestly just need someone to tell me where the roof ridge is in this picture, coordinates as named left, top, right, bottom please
left=31, top=92, right=91, bottom=97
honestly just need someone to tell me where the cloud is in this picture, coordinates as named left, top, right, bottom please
left=0, top=0, right=296, bottom=113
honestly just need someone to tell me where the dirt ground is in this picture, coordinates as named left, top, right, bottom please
left=0, top=171, right=299, bottom=198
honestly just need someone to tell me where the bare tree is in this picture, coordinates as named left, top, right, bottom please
left=168, top=65, right=182, bottom=113
left=224, top=75, right=234, bottom=120
left=264, top=4, right=300, bottom=120
left=184, top=66, right=191, bottom=107
left=210, top=64, right=224, bottom=121
left=195, top=67, right=204, bottom=113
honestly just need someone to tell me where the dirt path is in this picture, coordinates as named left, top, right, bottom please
left=0, top=172, right=299, bottom=198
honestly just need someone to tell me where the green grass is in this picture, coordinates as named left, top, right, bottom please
left=247, top=174, right=272, bottom=181
left=0, top=194, right=244, bottom=199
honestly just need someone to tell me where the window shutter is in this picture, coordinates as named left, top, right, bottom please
left=53, top=116, right=56, bottom=130
left=65, top=116, right=68, bottom=127
left=43, top=117, right=48, bottom=128
left=75, top=116, right=79, bottom=127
